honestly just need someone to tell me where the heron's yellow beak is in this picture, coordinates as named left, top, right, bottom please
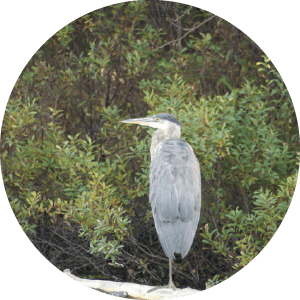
left=121, top=117, right=154, bottom=126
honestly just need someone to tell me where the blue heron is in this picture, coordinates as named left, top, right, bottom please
left=122, top=113, right=201, bottom=291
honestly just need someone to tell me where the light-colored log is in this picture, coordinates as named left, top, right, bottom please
left=63, top=269, right=200, bottom=299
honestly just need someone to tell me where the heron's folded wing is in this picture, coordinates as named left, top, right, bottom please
left=150, top=140, right=201, bottom=223
left=149, top=140, right=201, bottom=258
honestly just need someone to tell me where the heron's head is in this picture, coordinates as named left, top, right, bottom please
left=121, top=113, right=181, bottom=132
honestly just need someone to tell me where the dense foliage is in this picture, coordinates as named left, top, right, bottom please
left=1, top=1, right=298, bottom=290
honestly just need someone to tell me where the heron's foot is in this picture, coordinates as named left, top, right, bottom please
left=147, top=281, right=178, bottom=293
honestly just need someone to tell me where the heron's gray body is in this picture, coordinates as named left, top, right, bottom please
left=150, top=138, right=201, bottom=259
left=122, top=113, right=201, bottom=289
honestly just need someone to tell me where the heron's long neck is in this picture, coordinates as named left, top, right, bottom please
left=150, top=125, right=181, bottom=160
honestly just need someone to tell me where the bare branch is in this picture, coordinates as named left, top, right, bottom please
left=174, top=6, right=192, bottom=22
left=153, top=15, right=216, bottom=51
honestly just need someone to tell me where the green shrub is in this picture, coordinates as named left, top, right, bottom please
left=201, top=169, right=297, bottom=271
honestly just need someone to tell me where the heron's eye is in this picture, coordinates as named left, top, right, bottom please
left=156, top=118, right=160, bottom=122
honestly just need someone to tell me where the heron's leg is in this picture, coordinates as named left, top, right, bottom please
left=147, top=259, right=177, bottom=293
left=167, top=258, right=176, bottom=289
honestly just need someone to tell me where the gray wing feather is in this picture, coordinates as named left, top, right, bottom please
left=150, top=139, right=201, bottom=259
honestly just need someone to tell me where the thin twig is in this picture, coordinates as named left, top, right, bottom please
left=174, top=6, right=193, bottom=22
left=152, top=15, right=216, bottom=51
